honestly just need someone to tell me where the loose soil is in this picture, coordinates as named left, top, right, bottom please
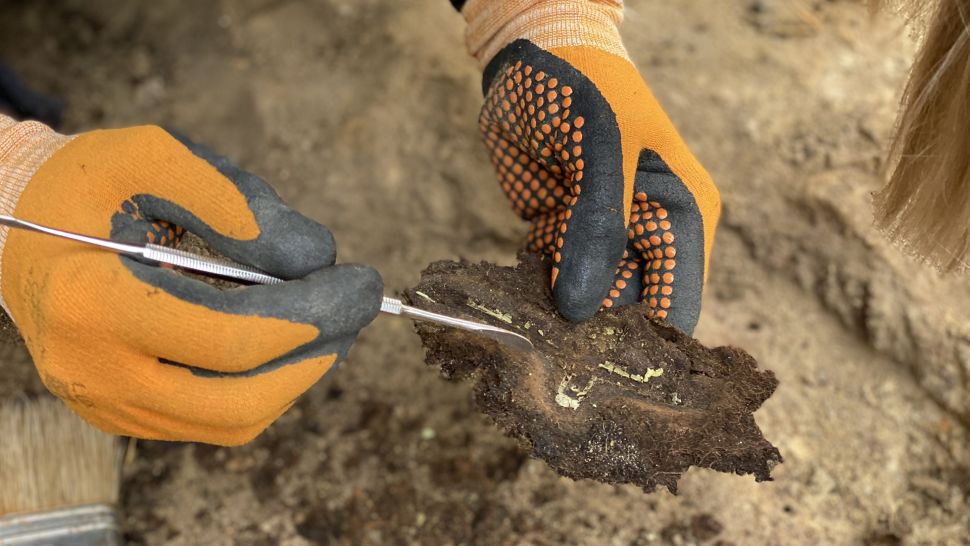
left=406, top=255, right=780, bottom=493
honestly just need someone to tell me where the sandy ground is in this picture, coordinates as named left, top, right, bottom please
left=2, top=0, right=970, bottom=544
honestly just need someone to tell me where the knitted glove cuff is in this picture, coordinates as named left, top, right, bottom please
left=462, top=0, right=627, bottom=67
left=0, top=115, right=73, bottom=313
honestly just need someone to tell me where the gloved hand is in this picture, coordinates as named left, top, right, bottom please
left=0, top=118, right=382, bottom=445
left=461, top=0, right=721, bottom=334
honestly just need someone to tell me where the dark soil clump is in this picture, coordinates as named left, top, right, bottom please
left=405, top=254, right=782, bottom=493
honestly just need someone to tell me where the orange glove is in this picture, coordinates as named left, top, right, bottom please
left=0, top=118, right=382, bottom=445
left=460, top=0, right=721, bottom=334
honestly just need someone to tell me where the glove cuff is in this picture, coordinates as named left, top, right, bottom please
left=463, top=0, right=627, bottom=68
left=0, top=115, right=73, bottom=314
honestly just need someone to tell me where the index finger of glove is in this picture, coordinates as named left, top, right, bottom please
left=481, top=42, right=630, bottom=322
left=533, top=83, right=628, bottom=322
left=553, top=167, right=628, bottom=322
left=119, top=127, right=336, bottom=279
left=119, top=258, right=383, bottom=375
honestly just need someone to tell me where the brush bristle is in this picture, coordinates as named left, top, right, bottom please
left=0, top=397, right=121, bottom=515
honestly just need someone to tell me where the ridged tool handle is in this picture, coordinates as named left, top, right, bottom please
left=380, top=296, right=403, bottom=314
left=143, top=244, right=284, bottom=285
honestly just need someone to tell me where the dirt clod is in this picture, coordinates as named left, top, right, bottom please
left=405, top=254, right=782, bottom=493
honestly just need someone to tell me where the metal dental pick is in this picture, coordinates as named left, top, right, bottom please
left=0, top=214, right=535, bottom=353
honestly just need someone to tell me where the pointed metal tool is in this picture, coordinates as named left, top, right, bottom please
left=0, top=214, right=535, bottom=353
left=377, top=296, right=534, bottom=352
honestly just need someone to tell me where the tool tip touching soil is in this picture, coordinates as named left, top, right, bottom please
left=405, top=254, right=782, bottom=493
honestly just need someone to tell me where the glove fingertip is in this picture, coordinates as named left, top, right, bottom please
left=343, top=264, right=384, bottom=316
left=552, top=251, right=618, bottom=322
left=305, top=263, right=384, bottom=332
left=553, top=289, right=599, bottom=322
left=252, top=204, right=337, bottom=278
left=551, top=201, right=628, bottom=323
left=158, top=128, right=337, bottom=279
left=668, top=312, right=698, bottom=336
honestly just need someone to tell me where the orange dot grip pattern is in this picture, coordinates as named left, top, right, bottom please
left=480, top=58, right=676, bottom=321
left=480, top=60, right=587, bottom=285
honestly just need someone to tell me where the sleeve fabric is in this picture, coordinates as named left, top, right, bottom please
left=459, top=0, right=626, bottom=67
left=0, top=115, right=72, bottom=313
